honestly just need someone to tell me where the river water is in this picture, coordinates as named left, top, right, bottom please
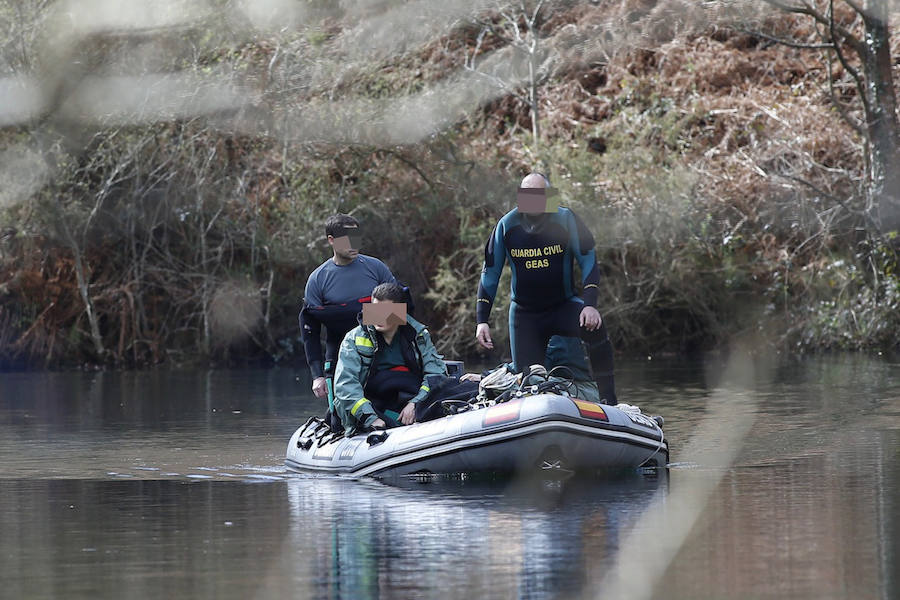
left=0, top=354, right=897, bottom=600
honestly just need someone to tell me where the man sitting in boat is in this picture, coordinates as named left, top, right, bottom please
left=333, top=283, right=447, bottom=434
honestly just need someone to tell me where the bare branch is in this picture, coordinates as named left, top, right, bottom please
left=382, top=149, right=434, bottom=191
left=828, top=0, right=871, bottom=122
left=779, top=173, right=882, bottom=233
left=528, top=0, right=545, bottom=30
left=843, top=0, right=864, bottom=16
left=825, top=57, right=865, bottom=136
left=737, top=27, right=833, bottom=49
left=464, top=65, right=532, bottom=106
left=759, top=0, right=863, bottom=51
left=499, top=7, right=522, bottom=43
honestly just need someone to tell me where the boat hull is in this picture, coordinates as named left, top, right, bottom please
left=285, top=394, right=668, bottom=478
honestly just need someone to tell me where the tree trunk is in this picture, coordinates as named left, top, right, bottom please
left=55, top=205, right=106, bottom=359
left=199, top=213, right=211, bottom=357
left=529, top=52, right=540, bottom=148
left=860, top=2, right=900, bottom=231
left=71, top=245, right=106, bottom=358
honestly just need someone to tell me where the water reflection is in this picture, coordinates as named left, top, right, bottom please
left=282, top=473, right=668, bottom=600
left=0, top=355, right=896, bottom=599
left=0, top=368, right=305, bottom=434
left=658, top=434, right=900, bottom=600
left=0, top=480, right=291, bottom=600
left=0, top=368, right=303, bottom=479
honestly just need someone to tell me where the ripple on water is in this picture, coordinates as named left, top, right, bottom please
left=243, top=474, right=284, bottom=482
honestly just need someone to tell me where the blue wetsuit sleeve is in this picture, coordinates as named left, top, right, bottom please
left=571, top=211, right=600, bottom=308
left=477, top=222, right=506, bottom=324
left=304, top=272, right=324, bottom=308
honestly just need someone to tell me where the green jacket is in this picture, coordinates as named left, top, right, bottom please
left=334, top=315, right=447, bottom=434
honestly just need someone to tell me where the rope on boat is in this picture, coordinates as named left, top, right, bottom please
left=619, top=405, right=666, bottom=468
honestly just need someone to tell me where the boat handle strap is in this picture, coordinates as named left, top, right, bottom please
left=366, top=430, right=390, bottom=446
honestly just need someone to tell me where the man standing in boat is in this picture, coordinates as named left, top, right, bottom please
left=333, top=283, right=447, bottom=433
left=475, top=173, right=617, bottom=404
left=300, top=214, right=398, bottom=408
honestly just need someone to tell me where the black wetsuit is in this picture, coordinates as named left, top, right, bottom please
left=477, top=207, right=616, bottom=403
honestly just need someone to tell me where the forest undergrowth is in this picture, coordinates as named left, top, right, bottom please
left=0, top=0, right=897, bottom=369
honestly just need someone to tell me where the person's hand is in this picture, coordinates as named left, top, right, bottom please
left=371, top=418, right=386, bottom=429
left=476, top=323, right=493, bottom=349
left=460, top=372, right=482, bottom=383
left=399, top=402, right=416, bottom=425
left=579, top=306, right=602, bottom=331
left=312, top=376, right=328, bottom=398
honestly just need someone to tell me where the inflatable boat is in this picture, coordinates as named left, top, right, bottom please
left=285, top=394, right=668, bottom=479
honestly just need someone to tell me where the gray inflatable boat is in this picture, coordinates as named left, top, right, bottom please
left=285, top=394, right=668, bottom=478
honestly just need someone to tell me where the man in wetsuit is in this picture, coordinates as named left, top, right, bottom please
left=300, top=214, right=397, bottom=405
left=475, top=173, right=617, bottom=404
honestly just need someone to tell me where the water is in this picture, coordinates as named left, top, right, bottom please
left=0, top=355, right=897, bottom=599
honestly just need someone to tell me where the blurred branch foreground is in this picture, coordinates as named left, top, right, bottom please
left=0, top=0, right=898, bottom=369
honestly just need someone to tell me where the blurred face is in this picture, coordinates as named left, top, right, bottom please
left=328, top=225, right=361, bottom=260
left=363, top=297, right=407, bottom=333
left=517, top=175, right=556, bottom=227
left=516, top=188, right=558, bottom=215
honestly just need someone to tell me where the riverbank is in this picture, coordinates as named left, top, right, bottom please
left=1, top=2, right=897, bottom=369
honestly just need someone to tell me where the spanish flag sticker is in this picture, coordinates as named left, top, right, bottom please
left=483, top=399, right=523, bottom=427
left=572, top=399, right=608, bottom=421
